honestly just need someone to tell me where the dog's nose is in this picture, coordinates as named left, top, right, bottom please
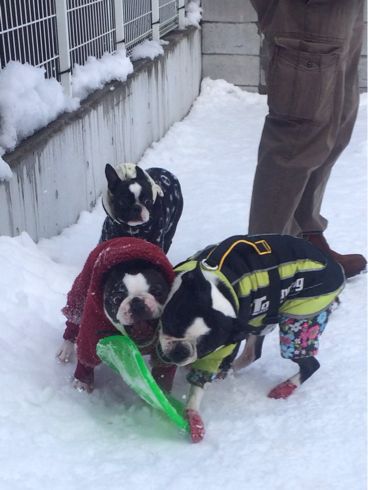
left=165, top=343, right=192, bottom=364
left=132, top=204, right=141, bottom=216
left=130, top=297, right=146, bottom=315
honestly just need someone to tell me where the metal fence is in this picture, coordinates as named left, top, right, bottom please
left=0, top=0, right=186, bottom=94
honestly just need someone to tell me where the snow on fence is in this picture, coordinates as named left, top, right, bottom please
left=0, top=0, right=186, bottom=94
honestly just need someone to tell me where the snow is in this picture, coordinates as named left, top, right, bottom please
left=0, top=62, right=79, bottom=180
left=184, top=0, right=203, bottom=28
left=0, top=52, right=133, bottom=182
left=0, top=13, right=201, bottom=182
left=71, top=49, right=133, bottom=101
left=0, top=78, right=366, bottom=490
left=130, top=40, right=164, bottom=61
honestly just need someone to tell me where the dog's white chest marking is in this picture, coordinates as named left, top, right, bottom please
left=123, top=273, right=149, bottom=296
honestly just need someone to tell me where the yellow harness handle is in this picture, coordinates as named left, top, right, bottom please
left=205, top=239, right=272, bottom=271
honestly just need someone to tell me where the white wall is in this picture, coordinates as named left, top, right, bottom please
left=0, top=28, right=201, bottom=241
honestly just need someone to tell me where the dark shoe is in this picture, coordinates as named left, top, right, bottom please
left=303, top=233, right=367, bottom=279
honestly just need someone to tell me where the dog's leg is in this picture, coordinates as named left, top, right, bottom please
left=232, top=334, right=264, bottom=371
left=73, top=361, right=95, bottom=393
left=151, top=364, right=177, bottom=393
left=268, top=356, right=320, bottom=399
left=56, top=339, right=75, bottom=363
left=57, top=321, right=79, bottom=362
left=186, top=385, right=206, bottom=443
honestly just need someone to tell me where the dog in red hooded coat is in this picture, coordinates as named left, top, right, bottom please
left=56, top=237, right=176, bottom=393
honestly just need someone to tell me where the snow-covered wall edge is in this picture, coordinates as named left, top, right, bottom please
left=0, top=27, right=201, bottom=241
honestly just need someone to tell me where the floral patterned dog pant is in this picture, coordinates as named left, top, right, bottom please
left=279, top=309, right=332, bottom=360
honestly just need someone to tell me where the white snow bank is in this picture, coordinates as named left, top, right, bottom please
left=0, top=62, right=78, bottom=153
left=71, top=49, right=133, bottom=100
left=0, top=62, right=79, bottom=180
left=0, top=15, right=202, bottom=182
left=0, top=50, right=133, bottom=182
left=130, top=40, right=164, bottom=61
left=184, top=0, right=202, bottom=28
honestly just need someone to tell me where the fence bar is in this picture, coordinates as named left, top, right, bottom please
left=1, top=1, right=188, bottom=82
left=113, top=0, right=125, bottom=50
left=178, top=0, right=185, bottom=29
left=55, top=0, right=71, bottom=96
left=151, top=0, right=160, bottom=40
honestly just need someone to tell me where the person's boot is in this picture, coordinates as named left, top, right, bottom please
left=303, top=232, right=367, bottom=279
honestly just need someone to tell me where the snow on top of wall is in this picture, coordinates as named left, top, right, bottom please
left=130, top=40, right=164, bottom=61
left=0, top=14, right=200, bottom=182
left=0, top=50, right=133, bottom=181
left=184, top=1, right=202, bottom=28
left=0, top=61, right=79, bottom=180
left=71, top=49, right=133, bottom=101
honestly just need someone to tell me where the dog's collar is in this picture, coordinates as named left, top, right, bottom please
left=174, top=260, right=240, bottom=314
left=101, top=196, right=141, bottom=227
left=101, top=194, right=153, bottom=228
left=108, top=317, right=159, bottom=349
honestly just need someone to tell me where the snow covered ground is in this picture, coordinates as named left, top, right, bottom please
left=0, top=79, right=366, bottom=490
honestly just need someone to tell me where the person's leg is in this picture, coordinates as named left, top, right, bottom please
left=248, top=0, right=364, bottom=236
left=296, top=3, right=367, bottom=277
left=295, top=3, right=364, bottom=234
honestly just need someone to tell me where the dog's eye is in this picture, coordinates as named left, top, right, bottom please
left=143, top=198, right=152, bottom=207
left=151, top=285, right=162, bottom=296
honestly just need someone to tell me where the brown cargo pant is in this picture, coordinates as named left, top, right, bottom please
left=248, top=0, right=364, bottom=236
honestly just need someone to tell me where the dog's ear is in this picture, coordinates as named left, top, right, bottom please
left=181, top=265, right=211, bottom=303
left=228, top=318, right=248, bottom=343
left=105, top=164, right=120, bottom=192
left=181, top=264, right=205, bottom=287
left=135, top=165, right=146, bottom=180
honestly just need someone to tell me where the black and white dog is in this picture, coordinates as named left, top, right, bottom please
left=57, top=238, right=176, bottom=393
left=100, top=163, right=183, bottom=254
left=158, top=235, right=345, bottom=442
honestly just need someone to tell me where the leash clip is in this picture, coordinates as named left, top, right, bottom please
left=200, top=259, right=218, bottom=271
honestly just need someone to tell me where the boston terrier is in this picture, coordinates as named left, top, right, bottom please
left=157, top=234, right=345, bottom=442
left=100, top=163, right=183, bottom=254
left=57, top=238, right=176, bottom=394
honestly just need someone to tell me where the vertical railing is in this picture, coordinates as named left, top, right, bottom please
left=113, top=0, right=125, bottom=51
left=55, top=0, right=72, bottom=96
left=151, top=0, right=160, bottom=41
left=178, top=0, right=185, bottom=29
left=0, top=0, right=185, bottom=94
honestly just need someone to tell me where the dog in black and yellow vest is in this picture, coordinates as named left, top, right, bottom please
left=157, top=234, right=345, bottom=442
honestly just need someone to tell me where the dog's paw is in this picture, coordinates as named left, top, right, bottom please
left=268, top=380, right=297, bottom=399
left=185, top=409, right=205, bottom=443
left=73, top=378, right=94, bottom=394
left=56, top=340, right=75, bottom=363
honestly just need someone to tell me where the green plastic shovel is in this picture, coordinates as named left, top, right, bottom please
left=97, top=335, right=189, bottom=433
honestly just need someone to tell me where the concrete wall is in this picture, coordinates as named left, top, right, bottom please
left=202, top=0, right=260, bottom=91
left=202, top=0, right=367, bottom=93
left=0, top=27, right=201, bottom=241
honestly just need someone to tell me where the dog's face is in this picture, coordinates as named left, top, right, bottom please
left=105, top=164, right=154, bottom=226
left=103, top=260, right=170, bottom=329
left=158, top=265, right=237, bottom=366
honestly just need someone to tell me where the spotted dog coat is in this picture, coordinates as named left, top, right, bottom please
left=100, top=168, right=183, bottom=254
